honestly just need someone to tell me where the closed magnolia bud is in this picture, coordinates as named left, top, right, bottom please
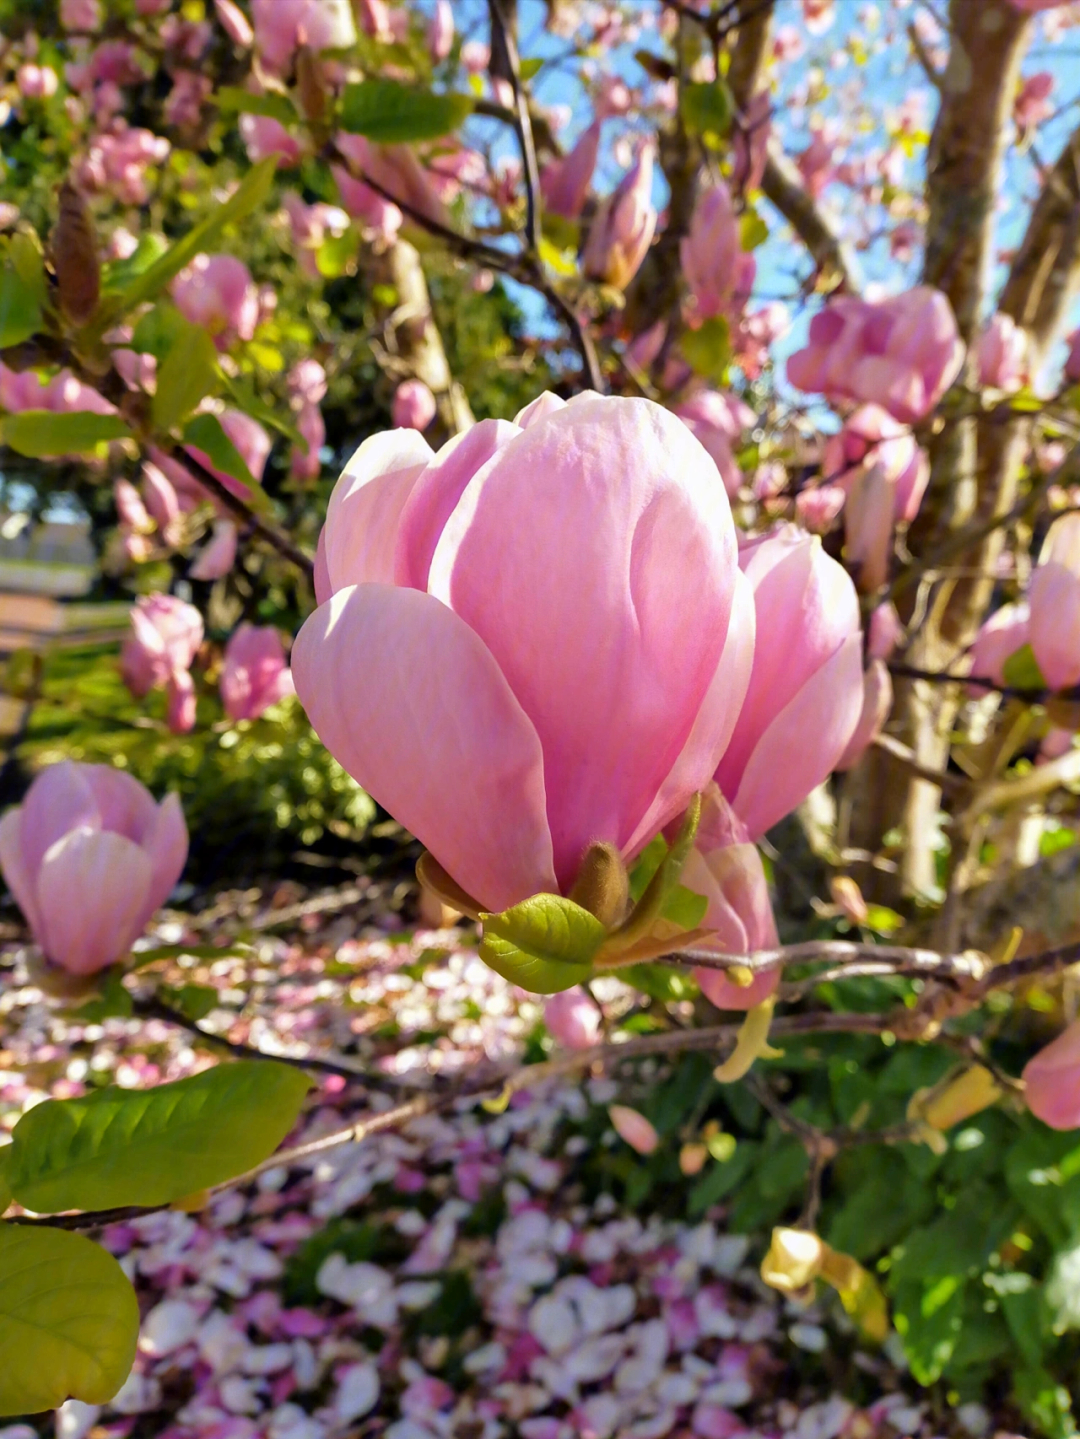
left=844, top=463, right=894, bottom=594
left=583, top=147, right=657, bottom=291
left=52, top=180, right=101, bottom=325
left=541, top=119, right=601, bottom=221
left=567, top=841, right=630, bottom=928
left=392, top=379, right=437, bottom=432
left=830, top=874, right=868, bottom=925
left=836, top=659, right=893, bottom=771
left=1030, top=513, right=1080, bottom=692
left=609, top=1105, right=660, bottom=1155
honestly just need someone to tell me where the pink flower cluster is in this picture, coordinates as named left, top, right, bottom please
left=77, top=125, right=170, bottom=205
left=172, top=254, right=260, bottom=350
left=121, top=593, right=204, bottom=734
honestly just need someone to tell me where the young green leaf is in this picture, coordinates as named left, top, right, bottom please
left=7, top=1060, right=311, bottom=1213
left=1001, top=642, right=1046, bottom=692
left=339, top=80, right=474, bottom=143
left=479, top=893, right=604, bottom=993
left=0, top=1149, right=11, bottom=1214
left=0, top=410, right=132, bottom=458
left=681, top=81, right=733, bottom=140
left=217, top=87, right=297, bottom=124
left=152, top=321, right=220, bottom=433
left=0, top=1224, right=139, bottom=1416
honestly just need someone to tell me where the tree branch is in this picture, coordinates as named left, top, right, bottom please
left=760, top=148, right=860, bottom=293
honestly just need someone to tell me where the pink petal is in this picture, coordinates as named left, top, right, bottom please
left=36, top=828, right=153, bottom=974
left=609, top=1105, right=660, bottom=1155
left=323, top=431, right=434, bottom=593
left=18, top=762, right=102, bottom=878
left=1030, top=562, right=1080, bottom=691
left=514, top=392, right=567, bottom=428
left=292, top=584, right=557, bottom=911
left=394, top=419, right=519, bottom=590
left=0, top=809, right=43, bottom=939
left=429, top=396, right=738, bottom=888
left=730, top=632, right=864, bottom=838
left=144, top=792, right=189, bottom=912
left=1024, top=1019, right=1080, bottom=1131
left=79, top=764, right=160, bottom=844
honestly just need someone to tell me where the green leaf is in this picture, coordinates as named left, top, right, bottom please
left=0, top=1149, right=11, bottom=1214
left=1014, top=1365, right=1077, bottom=1439
left=479, top=893, right=604, bottom=993
left=0, top=1223, right=139, bottom=1416
left=159, top=983, right=219, bottom=1022
left=316, top=227, right=358, bottom=279
left=218, top=86, right=297, bottom=124
left=1001, top=642, right=1046, bottom=692
left=0, top=248, right=43, bottom=348
left=130, top=941, right=254, bottom=967
left=664, top=883, right=708, bottom=930
left=681, top=316, right=731, bottom=385
left=892, top=1274, right=966, bottom=1385
left=339, top=80, right=474, bottom=143
left=182, top=412, right=266, bottom=508
left=600, top=795, right=702, bottom=957
left=152, top=320, right=219, bottom=433
left=102, top=232, right=170, bottom=292
left=0, top=410, right=132, bottom=457
left=519, top=57, right=543, bottom=80
left=70, top=967, right=134, bottom=1023
left=113, top=157, right=277, bottom=316
left=739, top=208, right=769, bottom=251
left=682, top=80, right=733, bottom=139
left=621, top=962, right=699, bottom=1003
left=7, top=1060, right=311, bottom=1213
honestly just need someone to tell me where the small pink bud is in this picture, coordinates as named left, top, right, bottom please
left=544, top=988, right=601, bottom=1049
left=220, top=624, right=294, bottom=722
left=17, top=64, right=59, bottom=99
left=977, top=313, right=1029, bottom=392
left=1030, top=514, right=1080, bottom=691
left=540, top=120, right=601, bottom=221
left=172, top=254, right=259, bottom=350
left=1014, top=71, right=1054, bottom=130
left=609, top=1105, right=660, bottom=1155
left=868, top=601, right=904, bottom=660
left=214, top=0, right=254, bottom=45
left=583, top=146, right=657, bottom=291
left=968, top=602, right=1031, bottom=691
left=680, top=179, right=755, bottom=324
left=392, top=379, right=437, bottom=432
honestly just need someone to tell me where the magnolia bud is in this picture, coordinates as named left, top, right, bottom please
left=568, top=841, right=630, bottom=928
left=609, top=1105, right=660, bottom=1155
left=295, top=46, right=327, bottom=126
left=908, top=1064, right=1003, bottom=1131
left=52, top=180, right=100, bottom=325
left=830, top=875, right=868, bottom=925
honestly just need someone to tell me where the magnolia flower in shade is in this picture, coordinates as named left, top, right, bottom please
left=544, top=987, right=601, bottom=1049
left=172, top=254, right=259, bottom=350
left=609, top=1105, right=660, bottom=1155
left=787, top=286, right=965, bottom=424
left=220, top=624, right=295, bottom=721
left=392, top=380, right=437, bottom=432
left=190, top=518, right=238, bottom=581
left=294, top=394, right=753, bottom=913
left=683, top=787, right=780, bottom=1011
left=334, top=133, right=451, bottom=231
left=674, top=390, right=755, bottom=498
left=1030, top=514, right=1080, bottom=691
left=680, top=179, right=756, bottom=325
left=836, top=659, right=893, bottom=771
left=121, top=593, right=204, bottom=734
left=977, top=313, right=1029, bottom=391
left=714, top=526, right=863, bottom=839
left=583, top=147, right=657, bottom=291
left=540, top=119, right=601, bottom=221
left=732, top=89, right=771, bottom=196
left=1023, top=1019, right=1080, bottom=1129
left=823, top=405, right=929, bottom=524
left=251, top=0, right=357, bottom=71
left=240, top=113, right=303, bottom=167
left=968, top=601, right=1031, bottom=690
left=0, top=762, right=188, bottom=976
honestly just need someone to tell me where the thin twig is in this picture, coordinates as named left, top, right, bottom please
left=172, top=447, right=315, bottom=579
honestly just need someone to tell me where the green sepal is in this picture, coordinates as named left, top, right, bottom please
left=1001, top=643, right=1046, bottom=692
left=479, top=893, right=604, bottom=994
left=596, top=794, right=702, bottom=961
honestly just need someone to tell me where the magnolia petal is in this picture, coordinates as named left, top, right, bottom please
left=0, top=809, right=43, bottom=940
left=17, top=761, right=102, bottom=878
left=36, top=828, right=153, bottom=974
left=292, top=584, right=557, bottom=912
left=144, top=792, right=190, bottom=914
left=323, top=430, right=434, bottom=592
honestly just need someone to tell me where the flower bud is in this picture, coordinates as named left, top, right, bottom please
left=544, top=987, right=601, bottom=1050
left=977, top=313, right=1028, bottom=392
left=52, top=181, right=100, bottom=326
left=190, top=519, right=238, bottom=581
left=428, top=0, right=454, bottom=61
left=540, top=119, right=601, bottom=221
left=1030, top=514, right=1080, bottom=691
left=583, top=147, right=657, bottom=291
left=220, top=624, right=294, bottom=722
left=835, top=659, right=893, bottom=771
left=392, top=379, right=437, bottom=432
left=609, top=1105, right=660, bottom=1155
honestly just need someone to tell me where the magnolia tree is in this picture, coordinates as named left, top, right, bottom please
left=4, top=0, right=1080, bottom=1424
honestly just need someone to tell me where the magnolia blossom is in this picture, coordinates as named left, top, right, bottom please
left=609, top=1106, right=659, bottom=1155
left=544, top=988, right=601, bottom=1049
left=674, top=390, right=755, bottom=498
left=844, top=462, right=898, bottom=593
left=583, top=147, right=657, bottom=291
left=869, top=602, right=904, bottom=660
left=968, top=602, right=1031, bottom=690
left=335, top=133, right=450, bottom=231
left=121, top=593, right=204, bottom=734
left=1030, top=514, right=1080, bottom=691
left=190, top=519, right=238, bottom=581
left=393, top=380, right=437, bottom=432
left=787, top=286, right=965, bottom=424
left=221, top=625, right=294, bottom=721
left=241, top=113, right=303, bottom=167
left=1023, top=1019, right=1080, bottom=1130
left=715, top=526, right=863, bottom=839
left=836, top=660, right=893, bottom=770
left=684, top=787, right=781, bottom=1011
left=1014, top=71, right=1055, bottom=129
left=428, top=0, right=454, bottom=60
left=251, top=0, right=357, bottom=72
left=0, top=762, right=187, bottom=976
left=680, top=180, right=756, bottom=325
left=17, top=64, right=59, bottom=99
left=60, top=0, right=102, bottom=30
left=823, top=405, right=929, bottom=524
left=541, top=120, right=601, bottom=221
left=294, top=394, right=753, bottom=912
left=172, top=254, right=259, bottom=350
left=77, top=126, right=170, bottom=205
left=977, top=313, right=1029, bottom=391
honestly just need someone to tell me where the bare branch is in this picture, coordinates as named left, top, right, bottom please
left=760, top=148, right=860, bottom=293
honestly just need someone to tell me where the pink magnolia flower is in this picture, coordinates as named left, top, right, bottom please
left=609, top=1105, right=659, bottom=1155
left=1030, top=514, right=1080, bottom=691
left=968, top=602, right=1031, bottom=690
left=115, top=478, right=151, bottom=533
left=429, top=0, right=454, bottom=60
left=17, top=64, right=59, bottom=99
left=1024, top=1019, right=1080, bottom=1129
left=165, top=70, right=212, bottom=129
left=674, top=389, right=755, bottom=498
left=795, top=484, right=846, bottom=534
left=334, top=133, right=450, bottom=231
left=1015, top=71, right=1055, bottom=128
left=120, top=594, right=203, bottom=735
left=836, top=659, right=893, bottom=770
left=61, top=0, right=102, bottom=30
left=392, top=379, right=437, bottom=432
left=289, top=358, right=328, bottom=408
left=215, top=0, right=254, bottom=45
left=787, top=286, right=965, bottom=424
left=172, top=254, right=259, bottom=350
left=77, top=126, right=170, bottom=205
left=293, top=394, right=752, bottom=913
left=802, top=0, right=835, bottom=32
left=977, top=313, right=1029, bottom=391
left=797, top=123, right=836, bottom=199
left=823, top=404, right=929, bottom=524
left=681, top=179, right=756, bottom=325
left=0, top=761, right=187, bottom=976
left=240, top=114, right=303, bottom=167
left=190, top=519, right=239, bottom=581
left=684, top=787, right=780, bottom=1011
left=544, top=987, right=601, bottom=1049
left=714, top=526, right=863, bottom=838
left=357, top=0, right=392, bottom=39
left=869, top=601, right=904, bottom=660
left=540, top=120, right=601, bottom=221
left=251, top=0, right=357, bottom=72
left=221, top=625, right=294, bottom=721
left=583, top=147, right=657, bottom=291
